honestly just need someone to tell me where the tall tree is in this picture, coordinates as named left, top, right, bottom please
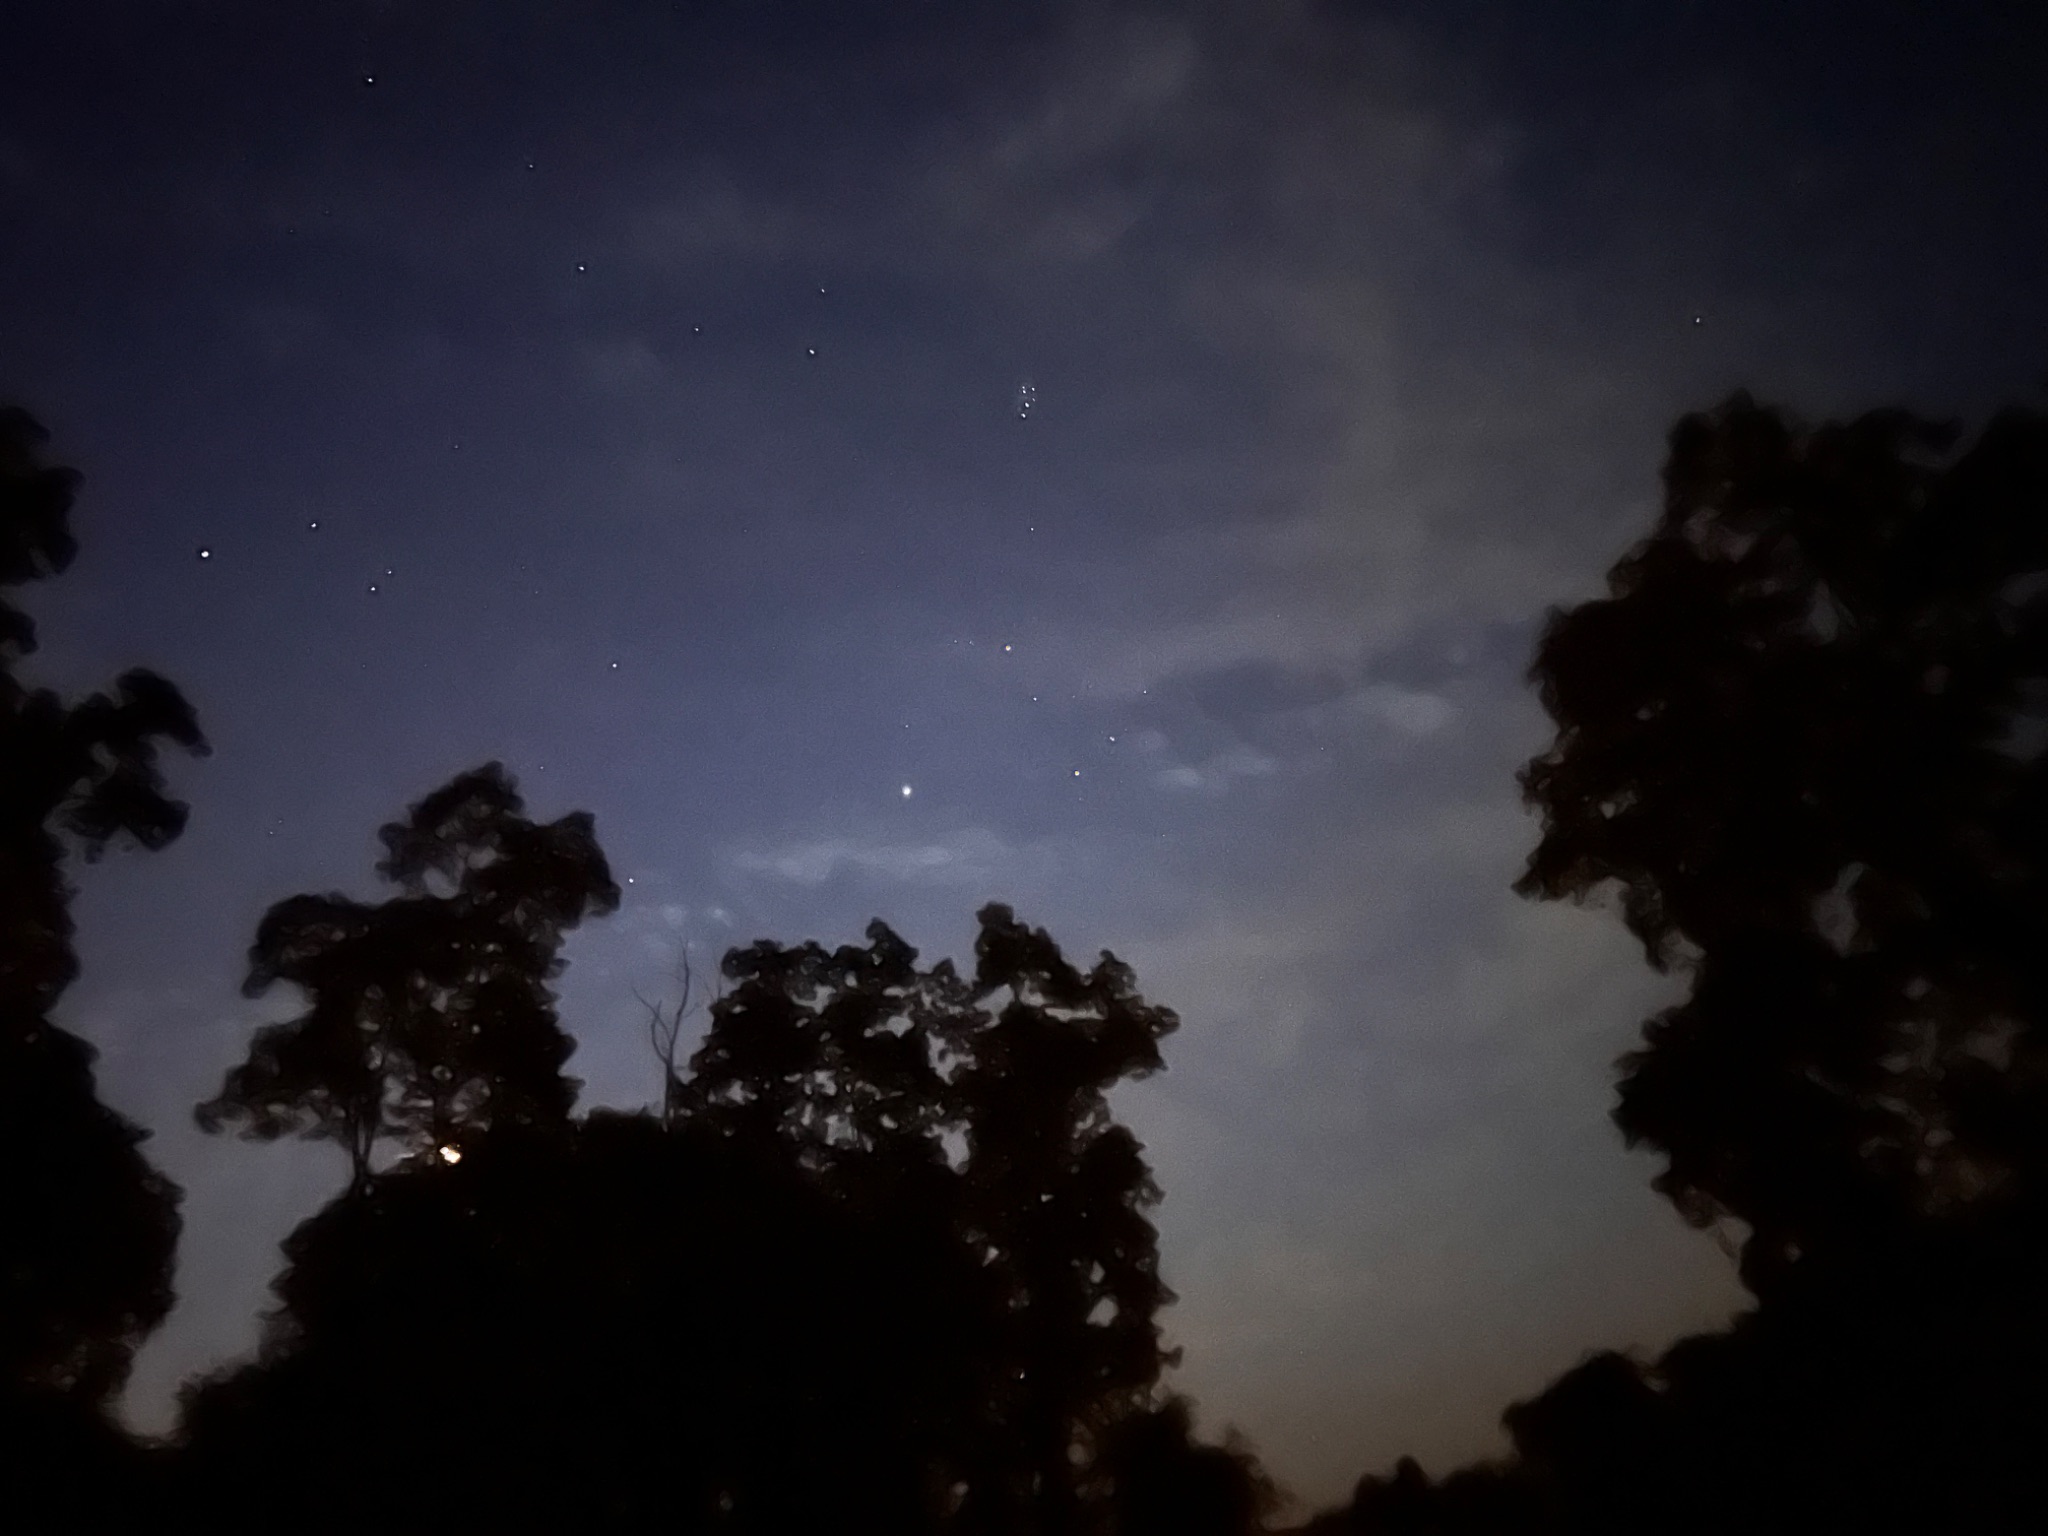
left=0, top=405, right=205, bottom=1407
left=1516, top=392, right=2048, bottom=1284
left=197, top=762, right=618, bottom=1187
left=954, top=903, right=1180, bottom=1536
left=673, top=903, right=1182, bottom=1536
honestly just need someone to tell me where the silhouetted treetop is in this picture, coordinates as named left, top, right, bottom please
left=678, top=917, right=966, bottom=1181
left=0, top=406, right=198, bottom=1410
left=2, top=408, right=206, bottom=1020
left=0, top=404, right=80, bottom=665
left=1094, top=1396, right=1276, bottom=1536
left=198, top=763, right=618, bottom=1185
left=1517, top=391, right=2048, bottom=1280
left=666, top=902, right=1182, bottom=1536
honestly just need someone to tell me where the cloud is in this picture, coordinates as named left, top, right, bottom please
left=1155, top=743, right=1279, bottom=793
left=731, top=826, right=1046, bottom=888
left=1343, top=682, right=1457, bottom=738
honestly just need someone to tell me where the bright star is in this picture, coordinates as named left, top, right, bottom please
left=901, top=785, right=913, bottom=798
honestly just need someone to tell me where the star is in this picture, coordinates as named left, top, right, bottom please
left=901, top=785, right=913, bottom=798
left=196, top=547, right=212, bottom=560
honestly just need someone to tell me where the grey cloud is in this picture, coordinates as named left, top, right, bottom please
left=1155, top=743, right=1279, bottom=794
left=731, top=826, right=1047, bottom=888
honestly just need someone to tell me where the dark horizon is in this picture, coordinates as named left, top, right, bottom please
left=4, top=1, right=2046, bottom=1519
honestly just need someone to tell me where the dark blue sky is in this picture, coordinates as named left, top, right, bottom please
left=4, top=0, right=2043, bottom=1510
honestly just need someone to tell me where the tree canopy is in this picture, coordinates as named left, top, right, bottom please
left=196, top=762, right=619, bottom=1186
left=1516, top=392, right=2048, bottom=1284
left=180, top=753, right=1211, bottom=1533
left=670, top=902, right=1184, bottom=1535
left=0, top=407, right=204, bottom=1408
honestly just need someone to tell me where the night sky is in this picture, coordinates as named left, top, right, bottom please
left=3, top=0, right=2044, bottom=1512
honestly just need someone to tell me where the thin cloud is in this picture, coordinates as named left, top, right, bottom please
left=731, top=825, right=1045, bottom=888
left=1155, top=743, right=1280, bottom=794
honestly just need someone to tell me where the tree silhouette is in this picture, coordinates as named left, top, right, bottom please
left=177, top=740, right=1233, bottom=1529
left=953, top=903, right=1181, bottom=1536
left=0, top=407, right=204, bottom=1403
left=1310, top=391, right=2048, bottom=1536
left=670, top=903, right=1182, bottom=1535
left=1092, top=1396, right=1275, bottom=1536
left=177, top=1108, right=969, bottom=1533
left=196, top=762, right=618, bottom=1187
left=1516, top=391, right=2048, bottom=1286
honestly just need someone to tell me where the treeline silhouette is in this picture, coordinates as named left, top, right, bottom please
left=0, top=403, right=1270, bottom=1532
left=3, top=390, right=2045, bottom=1532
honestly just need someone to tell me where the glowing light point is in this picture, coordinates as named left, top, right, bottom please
left=196, top=547, right=212, bottom=560
left=901, top=784, right=913, bottom=798
left=438, top=1145, right=461, bottom=1164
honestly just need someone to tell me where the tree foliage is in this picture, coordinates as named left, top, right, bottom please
left=672, top=902, right=1183, bottom=1536
left=1517, top=392, right=2048, bottom=1283
left=0, top=407, right=203, bottom=1408
left=196, top=763, right=619, bottom=1186
left=1303, top=391, right=2048, bottom=1535
left=177, top=1111, right=962, bottom=1532
left=185, top=796, right=1210, bottom=1535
